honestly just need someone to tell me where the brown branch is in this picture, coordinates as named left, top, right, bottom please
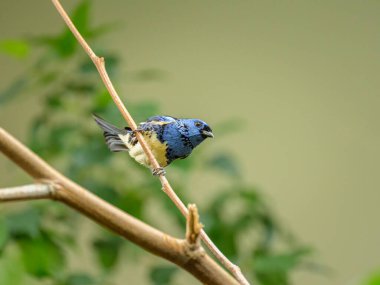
left=0, top=127, right=239, bottom=285
left=50, top=1, right=250, bottom=284
left=0, top=184, right=53, bottom=202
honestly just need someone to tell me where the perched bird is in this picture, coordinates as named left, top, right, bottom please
left=93, top=114, right=214, bottom=175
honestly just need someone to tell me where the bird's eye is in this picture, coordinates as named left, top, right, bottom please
left=195, top=122, right=202, bottom=128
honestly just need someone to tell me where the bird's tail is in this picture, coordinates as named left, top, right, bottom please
left=93, top=114, right=129, bottom=152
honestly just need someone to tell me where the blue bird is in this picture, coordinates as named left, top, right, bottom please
left=93, top=114, right=214, bottom=175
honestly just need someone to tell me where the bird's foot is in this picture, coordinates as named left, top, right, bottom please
left=152, top=167, right=166, bottom=176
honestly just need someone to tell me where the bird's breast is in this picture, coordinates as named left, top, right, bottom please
left=123, top=131, right=168, bottom=168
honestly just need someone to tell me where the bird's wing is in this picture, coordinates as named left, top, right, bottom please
left=137, top=116, right=178, bottom=131
left=144, top=115, right=177, bottom=125
left=135, top=116, right=178, bottom=148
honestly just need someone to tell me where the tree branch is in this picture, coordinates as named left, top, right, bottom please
left=50, top=1, right=249, bottom=284
left=0, top=127, right=239, bottom=285
left=0, top=183, right=53, bottom=202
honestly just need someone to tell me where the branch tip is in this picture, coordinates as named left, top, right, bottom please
left=0, top=183, right=55, bottom=202
left=186, top=204, right=203, bottom=246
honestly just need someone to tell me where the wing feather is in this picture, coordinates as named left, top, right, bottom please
left=144, top=115, right=177, bottom=124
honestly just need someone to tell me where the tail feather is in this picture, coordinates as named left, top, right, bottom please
left=93, top=114, right=129, bottom=152
left=93, top=114, right=124, bottom=135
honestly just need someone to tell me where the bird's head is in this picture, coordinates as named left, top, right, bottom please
left=180, top=118, right=214, bottom=148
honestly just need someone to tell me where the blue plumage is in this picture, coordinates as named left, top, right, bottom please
left=93, top=115, right=213, bottom=170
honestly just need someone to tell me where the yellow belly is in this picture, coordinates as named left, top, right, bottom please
left=125, top=132, right=168, bottom=168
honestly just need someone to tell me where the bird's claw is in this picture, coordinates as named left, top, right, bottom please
left=152, top=167, right=166, bottom=176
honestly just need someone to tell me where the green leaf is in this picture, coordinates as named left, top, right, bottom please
left=0, top=77, right=28, bottom=104
left=37, top=71, right=59, bottom=85
left=93, top=236, right=122, bottom=271
left=65, top=80, right=95, bottom=93
left=18, top=234, right=65, bottom=278
left=87, top=22, right=122, bottom=39
left=0, top=249, right=25, bottom=285
left=34, top=0, right=91, bottom=57
left=132, top=68, right=166, bottom=81
left=57, top=0, right=91, bottom=58
left=71, top=0, right=91, bottom=34
left=6, top=208, right=41, bottom=238
left=255, top=270, right=288, bottom=285
left=0, top=40, right=30, bottom=58
left=149, top=265, right=178, bottom=285
left=116, top=190, right=145, bottom=218
left=79, top=59, right=97, bottom=74
left=204, top=188, right=270, bottom=258
left=29, top=115, right=47, bottom=154
left=42, top=124, right=78, bottom=156
left=130, top=101, right=160, bottom=123
left=70, top=138, right=111, bottom=170
left=254, top=247, right=311, bottom=273
left=61, top=273, right=96, bottom=285
left=0, top=217, right=9, bottom=253
left=92, top=90, right=113, bottom=112
left=362, top=271, right=380, bottom=285
left=82, top=182, right=119, bottom=205
left=209, top=226, right=237, bottom=258
left=46, top=92, right=64, bottom=109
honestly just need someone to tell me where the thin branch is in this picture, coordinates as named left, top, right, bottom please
left=0, top=127, right=239, bottom=285
left=50, top=1, right=250, bottom=284
left=0, top=183, right=53, bottom=202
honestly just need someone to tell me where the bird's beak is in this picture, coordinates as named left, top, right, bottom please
left=201, top=130, right=214, bottom=138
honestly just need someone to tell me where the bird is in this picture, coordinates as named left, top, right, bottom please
left=93, top=114, right=214, bottom=175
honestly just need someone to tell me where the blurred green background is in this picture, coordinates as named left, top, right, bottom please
left=0, top=1, right=379, bottom=285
